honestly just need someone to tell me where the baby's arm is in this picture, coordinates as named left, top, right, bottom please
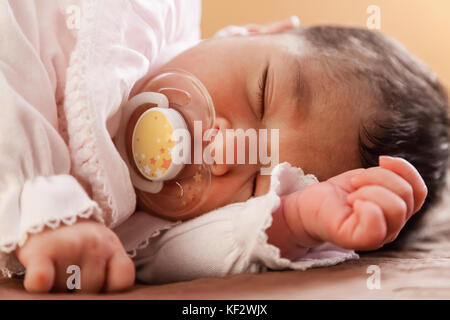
left=267, top=156, right=428, bottom=258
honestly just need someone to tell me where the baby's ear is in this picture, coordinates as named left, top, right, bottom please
left=213, top=16, right=300, bottom=38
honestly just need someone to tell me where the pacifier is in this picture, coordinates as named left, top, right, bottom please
left=116, top=69, right=216, bottom=220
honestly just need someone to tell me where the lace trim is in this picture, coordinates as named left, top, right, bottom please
left=259, top=164, right=298, bottom=269
left=255, top=164, right=358, bottom=271
left=255, top=194, right=358, bottom=271
left=0, top=204, right=102, bottom=254
left=63, top=0, right=117, bottom=226
left=0, top=266, right=24, bottom=279
left=0, top=249, right=25, bottom=279
left=256, top=194, right=293, bottom=269
left=126, top=221, right=182, bottom=258
left=0, top=204, right=102, bottom=278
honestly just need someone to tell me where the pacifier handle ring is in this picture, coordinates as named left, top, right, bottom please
left=125, top=91, right=169, bottom=110
left=116, top=92, right=169, bottom=193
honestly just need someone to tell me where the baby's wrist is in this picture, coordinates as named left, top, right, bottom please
left=266, top=201, right=310, bottom=260
left=281, top=187, right=324, bottom=248
left=266, top=190, right=324, bottom=260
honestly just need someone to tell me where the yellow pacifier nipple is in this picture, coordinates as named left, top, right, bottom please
left=132, top=107, right=190, bottom=181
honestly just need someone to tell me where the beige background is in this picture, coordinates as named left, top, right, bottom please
left=201, top=0, right=450, bottom=90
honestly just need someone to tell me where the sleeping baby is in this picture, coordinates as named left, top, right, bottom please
left=0, top=1, right=448, bottom=293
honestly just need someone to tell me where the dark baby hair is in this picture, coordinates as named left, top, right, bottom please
left=293, top=26, right=450, bottom=248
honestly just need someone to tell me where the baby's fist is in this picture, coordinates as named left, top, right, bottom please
left=16, top=219, right=135, bottom=293
left=340, top=156, right=427, bottom=249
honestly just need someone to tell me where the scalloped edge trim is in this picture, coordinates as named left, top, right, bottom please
left=0, top=265, right=24, bottom=279
left=127, top=220, right=182, bottom=258
left=256, top=164, right=311, bottom=270
left=256, top=196, right=358, bottom=270
left=0, top=204, right=103, bottom=278
left=257, top=193, right=294, bottom=269
left=255, top=164, right=358, bottom=271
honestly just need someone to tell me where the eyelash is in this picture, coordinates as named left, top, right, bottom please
left=257, top=65, right=269, bottom=119
left=251, top=173, right=258, bottom=197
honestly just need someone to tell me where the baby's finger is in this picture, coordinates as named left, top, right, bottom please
left=77, top=259, right=107, bottom=293
left=104, top=251, right=135, bottom=292
left=337, top=199, right=387, bottom=250
left=23, top=255, right=55, bottom=293
left=52, top=262, right=75, bottom=292
left=379, top=156, right=427, bottom=213
left=350, top=167, right=414, bottom=218
left=347, top=185, right=407, bottom=242
left=327, top=168, right=366, bottom=192
left=52, top=261, right=105, bottom=293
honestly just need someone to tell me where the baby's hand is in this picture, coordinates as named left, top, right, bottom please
left=284, top=156, right=427, bottom=251
left=15, top=219, right=135, bottom=293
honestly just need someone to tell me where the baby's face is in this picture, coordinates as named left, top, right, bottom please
left=150, top=32, right=366, bottom=219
